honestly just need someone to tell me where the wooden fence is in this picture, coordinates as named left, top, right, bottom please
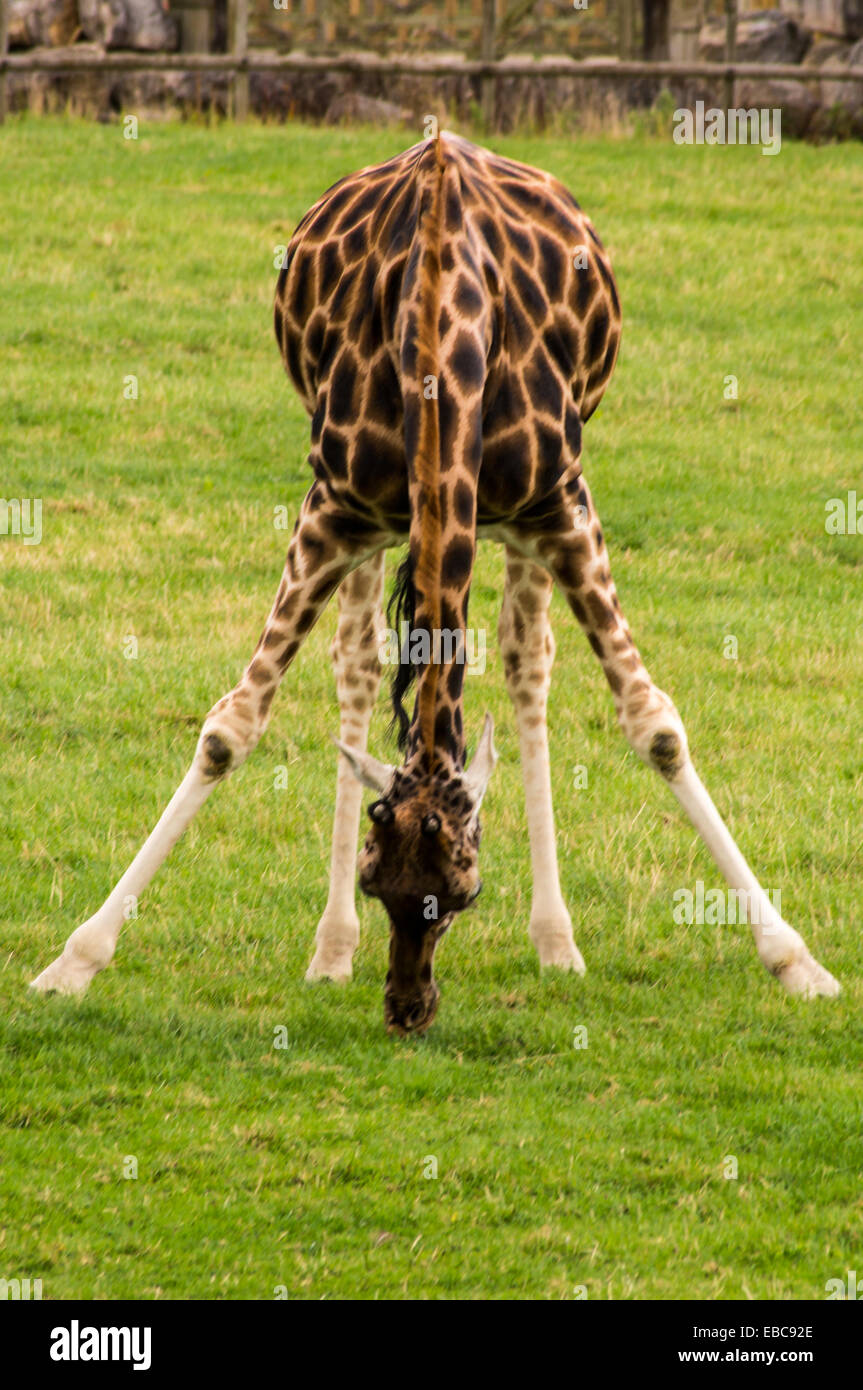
left=230, top=0, right=782, bottom=61
left=2, top=0, right=862, bottom=125
left=238, top=0, right=621, bottom=59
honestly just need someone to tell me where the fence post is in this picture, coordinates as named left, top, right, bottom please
left=232, top=0, right=249, bottom=121
left=724, top=0, right=737, bottom=111
left=480, top=0, right=495, bottom=130
left=618, top=0, right=635, bottom=62
left=0, top=0, right=9, bottom=127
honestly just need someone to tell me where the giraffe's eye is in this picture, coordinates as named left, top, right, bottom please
left=421, top=813, right=442, bottom=837
left=369, top=800, right=394, bottom=826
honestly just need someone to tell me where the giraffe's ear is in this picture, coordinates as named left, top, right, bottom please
left=333, top=738, right=394, bottom=792
left=464, top=713, right=498, bottom=808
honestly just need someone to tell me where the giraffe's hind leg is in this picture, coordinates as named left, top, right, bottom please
left=30, top=484, right=385, bottom=997
left=498, top=547, right=585, bottom=973
left=306, top=552, right=386, bottom=983
left=509, top=476, right=839, bottom=1000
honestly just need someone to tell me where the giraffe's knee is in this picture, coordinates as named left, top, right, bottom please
left=199, top=732, right=235, bottom=780
left=197, top=703, right=262, bottom=780
left=618, top=689, right=689, bottom=780
left=647, top=729, right=686, bottom=780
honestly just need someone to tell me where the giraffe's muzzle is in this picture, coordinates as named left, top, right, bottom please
left=382, top=907, right=455, bottom=1037
left=385, top=979, right=441, bottom=1037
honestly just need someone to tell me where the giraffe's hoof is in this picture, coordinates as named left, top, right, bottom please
left=531, top=921, right=586, bottom=974
left=759, top=922, right=840, bottom=999
left=539, top=941, right=586, bottom=974
left=773, top=950, right=840, bottom=1000
left=30, top=950, right=100, bottom=997
left=305, top=952, right=354, bottom=983
left=305, top=920, right=358, bottom=983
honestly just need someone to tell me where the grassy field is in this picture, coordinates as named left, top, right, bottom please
left=1, top=117, right=861, bottom=1301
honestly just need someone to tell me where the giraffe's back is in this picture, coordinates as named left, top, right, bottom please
left=274, top=135, right=622, bottom=533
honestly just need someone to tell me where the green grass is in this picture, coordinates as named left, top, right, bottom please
left=1, top=117, right=861, bottom=1301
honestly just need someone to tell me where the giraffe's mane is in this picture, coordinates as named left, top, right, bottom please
left=412, top=133, right=447, bottom=771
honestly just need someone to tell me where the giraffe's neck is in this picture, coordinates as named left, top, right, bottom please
left=405, top=580, right=472, bottom=775
left=394, top=137, right=479, bottom=782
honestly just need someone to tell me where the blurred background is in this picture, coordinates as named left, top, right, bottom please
left=2, top=0, right=863, bottom=138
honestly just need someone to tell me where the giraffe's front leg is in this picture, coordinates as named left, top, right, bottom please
left=306, top=553, right=386, bottom=983
left=498, top=548, right=585, bottom=974
left=31, top=485, right=383, bottom=997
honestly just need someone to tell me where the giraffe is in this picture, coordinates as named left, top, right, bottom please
left=31, top=132, right=839, bottom=1033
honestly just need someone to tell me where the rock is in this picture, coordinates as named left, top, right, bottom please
left=324, top=92, right=412, bottom=126
left=788, top=0, right=863, bottom=42
left=249, top=72, right=295, bottom=121
left=78, top=0, right=179, bottom=51
left=113, top=70, right=185, bottom=113
left=802, top=36, right=854, bottom=109
left=8, top=0, right=78, bottom=48
left=825, top=35, right=863, bottom=133
left=800, top=32, right=863, bottom=119
left=828, top=35, right=863, bottom=109
left=6, top=44, right=115, bottom=116
left=175, top=69, right=228, bottom=114
left=699, top=10, right=811, bottom=65
left=801, top=36, right=854, bottom=68
left=736, top=78, right=820, bottom=135
left=246, top=50, right=350, bottom=121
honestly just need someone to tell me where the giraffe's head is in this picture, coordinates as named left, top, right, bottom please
left=336, top=714, right=497, bottom=1036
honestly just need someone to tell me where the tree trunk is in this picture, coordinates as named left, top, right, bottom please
left=642, top=0, right=671, bottom=61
